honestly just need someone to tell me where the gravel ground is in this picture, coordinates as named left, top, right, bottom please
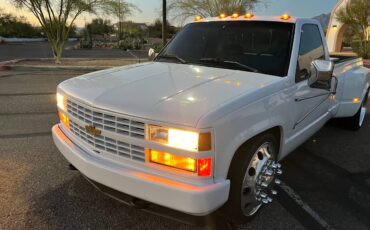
left=0, top=68, right=369, bottom=230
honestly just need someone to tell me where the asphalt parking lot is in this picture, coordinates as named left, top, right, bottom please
left=0, top=68, right=369, bottom=230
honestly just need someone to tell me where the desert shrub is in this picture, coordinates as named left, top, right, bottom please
left=351, top=40, right=370, bottom=59
left=153, top=43, right=164, bottom=53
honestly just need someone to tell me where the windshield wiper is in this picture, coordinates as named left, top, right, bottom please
left=199, top=58, right=259, bottom=73
left=157, top=54, right=186, bottom=64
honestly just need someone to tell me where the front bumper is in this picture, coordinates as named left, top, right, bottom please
left=52, top=124, right=230, bottom=215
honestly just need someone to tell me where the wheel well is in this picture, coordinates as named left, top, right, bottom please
left=269, top=126, right=282, bottom=155
left=237, top=126, right=282, bottom=155
left=227, top=126, right=282, bottom=178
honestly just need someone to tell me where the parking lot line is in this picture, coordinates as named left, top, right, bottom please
left=278, top=181, right=335, bottom=230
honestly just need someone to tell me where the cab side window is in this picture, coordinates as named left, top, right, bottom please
left=296, top=24, right=325, bottom=82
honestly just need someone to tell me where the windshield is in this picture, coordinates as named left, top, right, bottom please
left=156, top=21, right=294, bottom=77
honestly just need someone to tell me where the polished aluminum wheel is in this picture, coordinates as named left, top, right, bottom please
left=359, top=105, right=366, bottom=127
left=240, top=142, right=279, bottom=216
left=359, top=93, right=368, bottom=127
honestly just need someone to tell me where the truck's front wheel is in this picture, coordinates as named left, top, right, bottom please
left=223, top=133, right=281, bottom=224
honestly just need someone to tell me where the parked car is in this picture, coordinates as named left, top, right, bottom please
left=52, top=14, right=370, bottom=224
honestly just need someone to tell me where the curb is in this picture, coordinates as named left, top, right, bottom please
left=9, top=65, right=111, bottom=71
left=0, top=59, right=24, bottom=70
left=1, top=58, right=148, bottom=71
left=11, top=57, right=146, bottom=62
left=0, top=65, right=11, bottom=71
left=0, top=59, right=25, bottom=65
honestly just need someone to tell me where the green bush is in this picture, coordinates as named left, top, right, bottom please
left=153, top=43, right=164, bottom=53
left=118, top=39, right=133, bottom=50
left=118, top=36, right=144, bottom=50
left=0, top=12, right=41, bottom=38
left=351, top=40, right=370, bottom=59
left=79, top=40, right=92, bottom=49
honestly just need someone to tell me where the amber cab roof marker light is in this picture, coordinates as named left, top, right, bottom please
left=244, top=12, right=254, bottom=19
left=194, top=16, right=203, bottom=21
left=219, top=13, right=227, bottom=19
left=281, top=13, right=291, bottom=20
left=231, top=13, right=239, bottom=19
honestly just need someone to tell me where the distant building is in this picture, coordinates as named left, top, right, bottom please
left=327, top=0, right=370, bottom=53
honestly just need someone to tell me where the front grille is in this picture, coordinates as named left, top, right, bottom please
left=66, top=99, right=146, bottom=162
left=67, top=99, right=145, bottom=139
left=69, top=120, right=146, bottom=162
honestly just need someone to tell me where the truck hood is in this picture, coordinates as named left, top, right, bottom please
left=59, top=62, right=280, bottom=127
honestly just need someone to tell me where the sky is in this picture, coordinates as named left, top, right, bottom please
left=0, top=0, right=338, bottom=27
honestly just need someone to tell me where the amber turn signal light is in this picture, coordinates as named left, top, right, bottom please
left=147, top=149, right=212, bottom=177
left=58, top=111, right=69, bottom=129
left=148, top=149, right=196, bottom=172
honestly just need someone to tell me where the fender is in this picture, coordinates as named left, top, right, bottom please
left=203, top=84, right=293, bottom=179
left=334, top=60, right=370, bottom=118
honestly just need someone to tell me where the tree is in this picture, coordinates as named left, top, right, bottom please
left=103, top=0, right=140, bottom=40
left=87, top=18, right=114, bottom=35
left=0, top=9, right=41, bottom=37
left=168, top=0, right=262, bottom=22
left=336, top=0, right=370, bottom=58
left=12, top=0, right=106, bottom=63
left=148, top=19, right=178, bottom=38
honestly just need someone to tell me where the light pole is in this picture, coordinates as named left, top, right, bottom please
left=162, top=0, right=167, bottom=45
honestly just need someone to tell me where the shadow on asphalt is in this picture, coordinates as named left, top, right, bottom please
left=277, top=107, right=370, bottom=230
left=23, top=174, right=196, bottom=229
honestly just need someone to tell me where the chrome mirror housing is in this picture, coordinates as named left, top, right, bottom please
left=308, top=60, right=334, bottom=90
left=148, top=48, right=158, bottom=61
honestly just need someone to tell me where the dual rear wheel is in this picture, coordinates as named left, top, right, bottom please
left=343, top=89, right=369, bottom=130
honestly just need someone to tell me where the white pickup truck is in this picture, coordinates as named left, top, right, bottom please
left=52, top=15, right=370, bottom=224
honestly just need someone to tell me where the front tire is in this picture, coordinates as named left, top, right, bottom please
left=223, top=133, right=280, bottom=224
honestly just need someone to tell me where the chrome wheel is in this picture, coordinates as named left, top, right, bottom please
left=359, top=105, right=366, bottom=127
left=359, top=92, right=368, bottom=127
left=240, top=142, right=281, bottom=216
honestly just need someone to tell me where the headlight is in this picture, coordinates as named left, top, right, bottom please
left=148, top=125, right=211, bottom=151
left=57, top=93, right=67, bottom=111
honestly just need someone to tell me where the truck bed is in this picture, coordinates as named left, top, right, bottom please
left=330, top=53, right=359, bottom=65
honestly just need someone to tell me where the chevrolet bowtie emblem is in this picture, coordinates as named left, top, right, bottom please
left=85, top=125, right=102, bottom=136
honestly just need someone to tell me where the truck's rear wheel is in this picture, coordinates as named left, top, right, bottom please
left=345, top=90, right=369, bottom=130
left=223, top=133, right=281, bottom=224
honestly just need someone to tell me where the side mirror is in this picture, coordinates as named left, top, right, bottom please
left=308, top=60, right=334, bottom=90
left=148, top=48, right=158, bottom=61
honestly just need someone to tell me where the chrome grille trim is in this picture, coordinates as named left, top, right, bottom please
left=66, top=98, right=146, bottom=163
left=67, top=99, right=145, bottom=139
left=69, top=120, right=145, bottom=162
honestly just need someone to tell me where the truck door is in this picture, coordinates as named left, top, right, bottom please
left=292, top=24, right=331, bottom=133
